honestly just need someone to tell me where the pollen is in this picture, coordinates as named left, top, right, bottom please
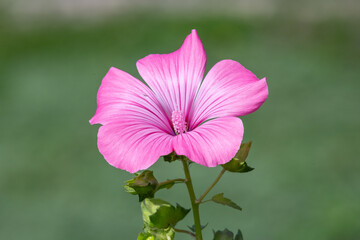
left=171, top=110, right=187, bottom=134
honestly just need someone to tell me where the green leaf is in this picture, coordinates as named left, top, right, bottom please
left=213, top=229, right=243, bottom=240
left=222, top=141, right=254, bottom=173
left=141, top=198, right=168, bottom=228
left=211, top=193, right=242, bottom=211
left=137, top=232, right=154, bottom=240
left=124, top=170, right=159, bottom=201
left=141, top=198, right=190, bottom=229
left=187, top=223, right=208, bottom=233
left=172, top=203, right=191, bottom=225
left=234, top=229, right=243, bottom=240
left=149, top=202, right=190, bottom=228
left=149, top=227, right=175, bottom=240
left=213, top=228, right=234, bottom=240
left=138, top=226, right=175, bottom=240
left=139, top=199, right=186, bottom=240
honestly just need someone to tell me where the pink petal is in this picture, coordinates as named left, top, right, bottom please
left=136, top=29, right=206, bottom=120
left=97, top=121, right=173, bottom=173
left=90, top=67, right=175, bottom=172
left=189, top=60, right=268, bottom=129
left=90, top=67, right=172, bottom=134
left=173, top=117, right=244, bottom=167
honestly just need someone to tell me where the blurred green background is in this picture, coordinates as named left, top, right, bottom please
left=1, top=0, right=360, bottom=239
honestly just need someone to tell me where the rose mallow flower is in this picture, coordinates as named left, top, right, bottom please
left=90, top=29, right=268, bottom=173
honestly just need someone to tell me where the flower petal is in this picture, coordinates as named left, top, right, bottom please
left=89, top=67, right=172, bottom=134
left=173, top=117, right=244, bottom=167
left=97, top=121, right=174, bottom=173
left=136, top=29, right=206, bottom=119
left=189, top=60, right=268, bottom=129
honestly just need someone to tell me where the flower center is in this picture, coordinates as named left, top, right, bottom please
left=171, top=110, right=187, bottom=134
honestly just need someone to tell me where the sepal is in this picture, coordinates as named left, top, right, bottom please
left=124, top=170, right=158, bottom=201
left=124, top=171, right=186, bottom=202
left=222, top=141, right=254, bottom=173
left=163, top=151, right=182, bottom=163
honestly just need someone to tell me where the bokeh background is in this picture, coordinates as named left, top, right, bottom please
left=1, top=0, right=359, bottom=239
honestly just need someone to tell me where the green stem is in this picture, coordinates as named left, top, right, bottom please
left=197, top=168, right=226, bottom=204
left=174, top=227, right=196, bottom=238
left=198, top=199, right=212, bottom=204
left=181, top=158, right=203, bottom=240
left=156, top=178, right=185, bottom=190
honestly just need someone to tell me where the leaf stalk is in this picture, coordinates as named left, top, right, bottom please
left=197, top=168, right=226, bottom=204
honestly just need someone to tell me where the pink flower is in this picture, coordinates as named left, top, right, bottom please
left=90, top=30, right=268, bottom=173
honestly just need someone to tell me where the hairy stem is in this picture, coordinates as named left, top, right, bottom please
left=197, top=168, right=226, bottom=204
left=181, top=158, right=203, bottom=240
left=174, top=227, right=196, bottom=238
left=156, top=178, right=185, bottom=190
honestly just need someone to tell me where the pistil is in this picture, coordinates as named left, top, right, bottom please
left=171, top=110, right=187, bottom=134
